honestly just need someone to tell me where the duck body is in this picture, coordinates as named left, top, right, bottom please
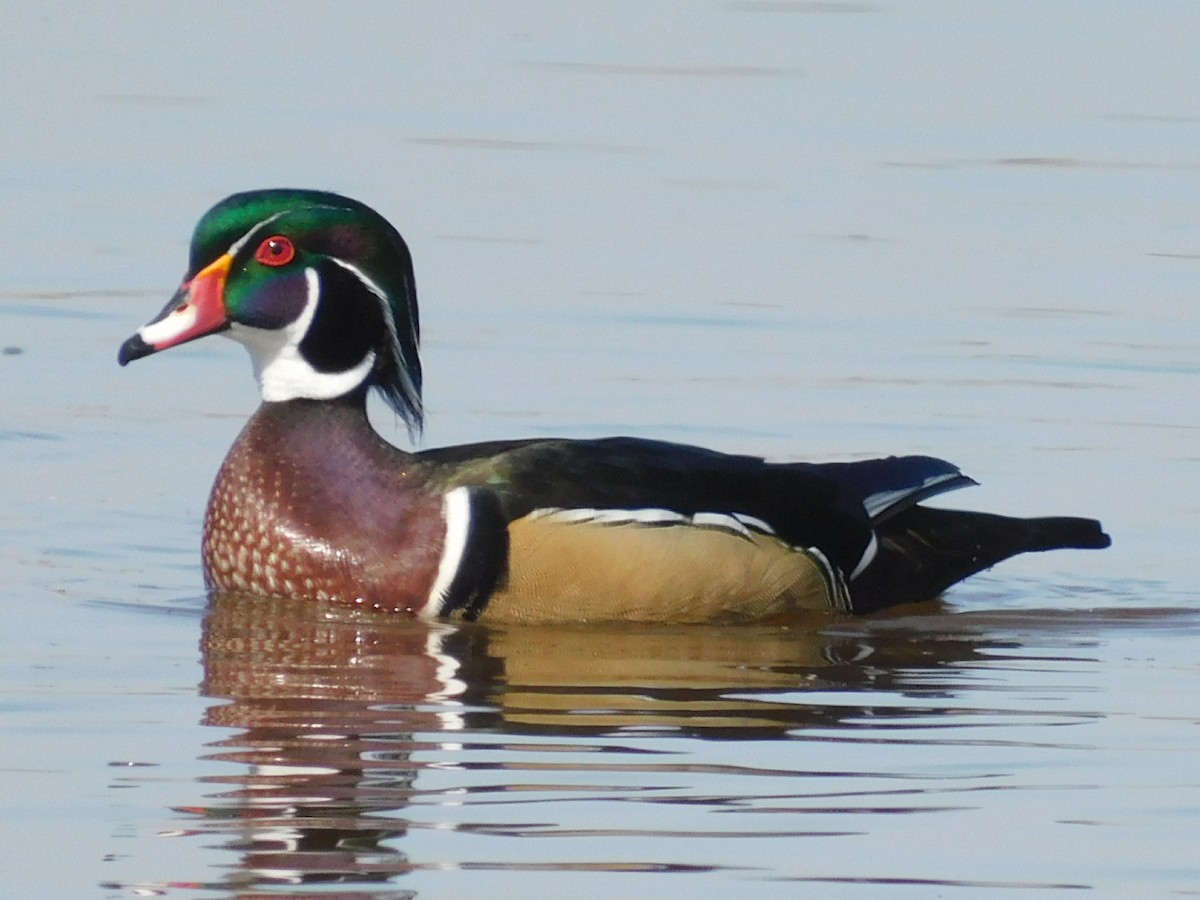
left=121, top=189, right=1110, bottom=622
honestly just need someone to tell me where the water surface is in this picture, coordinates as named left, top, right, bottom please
left=2, top=2, right=1198, bottom=897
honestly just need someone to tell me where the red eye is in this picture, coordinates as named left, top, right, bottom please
left=254, top=235, right=296, bottom=267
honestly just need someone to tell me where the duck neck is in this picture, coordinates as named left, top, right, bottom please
left=246, top=387, right=410, bottom=456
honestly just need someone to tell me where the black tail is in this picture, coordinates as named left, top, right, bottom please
left=848, top=506, right=1111, bottom=613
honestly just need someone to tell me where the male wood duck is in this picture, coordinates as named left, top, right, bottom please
left=118, top=189, right=1110, bottom=623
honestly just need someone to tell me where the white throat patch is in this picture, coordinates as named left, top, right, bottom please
left=228, top=266, right=376, bottom=402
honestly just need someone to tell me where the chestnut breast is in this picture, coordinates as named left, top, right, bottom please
left=202, top=400, right=446, bottom=614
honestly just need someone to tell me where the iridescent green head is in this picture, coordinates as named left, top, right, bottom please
left=119, top=189, right=423, bottom=434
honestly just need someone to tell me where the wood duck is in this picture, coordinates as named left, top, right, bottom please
left=118, top=189, right=1110, bottom=623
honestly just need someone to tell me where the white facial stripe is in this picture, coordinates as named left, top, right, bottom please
left=291, top=265, right=321, bottom=334
left=329, top=257, right=386, bottom=303
left=226, top=211, right=287, bottom=258
left=328, top=257, right=405, bottom=358
left=424, top=487, right=473, bottom=618
left=328, top=256, right=421, bottom=401
left=231, top=266, right=376, bottom=402
left=138, top=303, right=197, bottom=347
left=147, top=212, right=286, bottom=352
left=329, top=257, right=418, bottom=352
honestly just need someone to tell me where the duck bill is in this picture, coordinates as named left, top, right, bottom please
left=118, top=254, right=234, bottom=366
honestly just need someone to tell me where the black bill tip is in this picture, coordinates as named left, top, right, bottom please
left=118, top=334, right=154, bottom=366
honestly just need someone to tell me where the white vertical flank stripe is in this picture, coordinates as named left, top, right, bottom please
left=422, top=487, right=473, bottom=619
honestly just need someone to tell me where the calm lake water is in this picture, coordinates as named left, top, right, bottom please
left=3, top=2, right=1199, bottom=897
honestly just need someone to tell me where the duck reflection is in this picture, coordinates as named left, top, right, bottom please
left=193, top=591, right=1001, bottom=889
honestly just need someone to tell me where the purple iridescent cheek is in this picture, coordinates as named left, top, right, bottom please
left=232, top=270, right=311, bottom=330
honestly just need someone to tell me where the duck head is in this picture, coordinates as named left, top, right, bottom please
left=118, top=189, right=423, bottom=433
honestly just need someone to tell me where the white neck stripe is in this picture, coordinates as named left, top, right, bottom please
left=329, top=256, right=419, bottom=367
left=230, top=266, right=376, bottom=402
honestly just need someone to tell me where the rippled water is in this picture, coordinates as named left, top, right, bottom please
left=3, top=2, right=1200, bottom=897
left=74, top=594, right=1199, bottom=897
